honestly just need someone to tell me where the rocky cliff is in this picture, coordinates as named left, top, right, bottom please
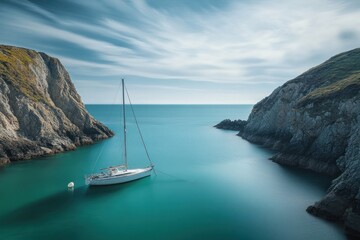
left=216, top=48, right=360, bottom=238
left=0, top=45, right=113, bottom=165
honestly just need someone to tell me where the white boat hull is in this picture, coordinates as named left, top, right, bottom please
left=86, top=167, right=152, bottom=186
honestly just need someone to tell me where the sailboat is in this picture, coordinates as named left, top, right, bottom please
left=85, top=79, right=154, bottom=186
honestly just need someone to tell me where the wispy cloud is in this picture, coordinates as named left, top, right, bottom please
left=0, top=0, right=359, bottom=103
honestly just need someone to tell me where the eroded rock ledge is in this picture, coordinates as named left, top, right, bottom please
left=0, top=45, right=113, bottom=165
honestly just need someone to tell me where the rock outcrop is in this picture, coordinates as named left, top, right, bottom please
left=214, top=119, right=247, bottom=131
left=0, top=45, right=113, bottom=165
left=216, top=48, right=360, bottom=238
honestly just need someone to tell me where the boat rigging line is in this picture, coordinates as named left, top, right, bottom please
left=89, top=80, right=123, bottom=173
left=124, top=85, right=157, bottom=176
left=155, top=169, right=192, bottom=183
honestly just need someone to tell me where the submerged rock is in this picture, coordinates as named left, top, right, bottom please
left=0, top=45, right=113, bottom=164
left=216, top=48, right=360, bottom=238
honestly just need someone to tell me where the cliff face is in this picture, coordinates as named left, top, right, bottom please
left=0, top=45, right=113, bottom=165
left=217, top=48, right=360, bottom=237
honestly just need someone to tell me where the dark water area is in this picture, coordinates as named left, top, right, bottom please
left=0, top=105, right=346, bottom=240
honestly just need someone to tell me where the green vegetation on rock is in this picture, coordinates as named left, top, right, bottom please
left=299, top=72, right=360, bottom=106
left=0, top=44, right=113, bottom=166
left=0, top=45, right=51, bottom=105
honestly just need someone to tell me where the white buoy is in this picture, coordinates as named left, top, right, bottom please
left=67, top=181, right=74, bottom=188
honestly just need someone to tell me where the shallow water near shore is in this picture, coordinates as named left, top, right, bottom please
left=0, top=105, right=346, bottom=240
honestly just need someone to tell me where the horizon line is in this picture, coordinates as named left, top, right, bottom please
left=84, top=103, right=255, bottom=105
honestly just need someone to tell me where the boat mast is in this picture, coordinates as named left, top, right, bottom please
left=122, top=78, right=128, bottom=169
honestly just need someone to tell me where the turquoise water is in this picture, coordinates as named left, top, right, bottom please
left=0, top=105, right=345, bottom=240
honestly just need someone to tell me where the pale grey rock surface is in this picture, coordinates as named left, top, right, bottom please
left=0, top=45, right=113, bottom=165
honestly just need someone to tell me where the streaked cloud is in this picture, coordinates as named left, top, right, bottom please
left=0, top=0, right=359, bottom=103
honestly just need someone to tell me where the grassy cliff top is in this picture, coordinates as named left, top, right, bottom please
left=299, top=72, right=360, bottom=105
left=251, top=48, right=360, bottom=114
left=296, top=48, right=360, bottom=106
left=0, top=45, right=51, bottom=105
left=287, top=48, right=360, bottom=89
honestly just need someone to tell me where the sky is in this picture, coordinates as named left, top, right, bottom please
left=0, top=0, right=359, bottom=104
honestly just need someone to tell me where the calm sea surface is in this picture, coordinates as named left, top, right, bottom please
left=0, top=105, right=345, bottom=240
